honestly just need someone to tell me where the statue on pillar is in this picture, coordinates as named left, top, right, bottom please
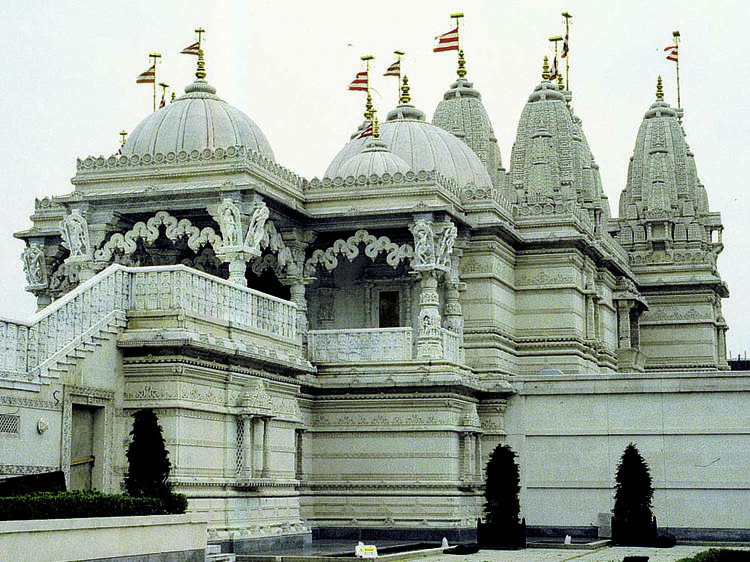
left=60, top=209, right=91, bottom=260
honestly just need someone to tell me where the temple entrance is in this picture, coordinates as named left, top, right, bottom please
left=70, top=405, right=103, bottom=491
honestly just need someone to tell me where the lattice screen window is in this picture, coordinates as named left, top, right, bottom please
left=0, top=414, right=20, bottom=434
left=235, top=417, right=245, bottom=475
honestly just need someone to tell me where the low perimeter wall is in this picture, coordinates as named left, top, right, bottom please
left=0, top=513, right=207, bottom=562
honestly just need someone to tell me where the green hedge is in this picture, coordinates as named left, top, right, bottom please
left=676, top=549, right=750, bottom=562
left=0, top=490, right=188, bottom=521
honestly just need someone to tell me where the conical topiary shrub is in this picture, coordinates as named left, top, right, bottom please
left=612, top=442, right=657, bottom=545
left=478, top=443, right=525, bottom=549
left=124, top=409, right=172, bottom=498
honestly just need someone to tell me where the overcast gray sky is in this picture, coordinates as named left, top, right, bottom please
left=0, top=0, right=747, bottom=355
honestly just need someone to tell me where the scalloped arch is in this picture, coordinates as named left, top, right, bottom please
left=304, top=230, right=413, bottom=277
left=94, top=210, right=223, bottom=262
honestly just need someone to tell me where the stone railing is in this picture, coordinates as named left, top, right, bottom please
left=0, top=317, right=29, bottom=377
left=0, top=264, right=297, bottom=382
left=308, top=328, right=413, bottom=363
left=441, top=328, right=461, bottom=364
left=129, top=266, right=296, bottom=340
left=308, top=326, right=463, bottom=364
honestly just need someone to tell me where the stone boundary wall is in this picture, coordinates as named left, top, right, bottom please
left=504, top=370, right=750, bottom=537
left=0, top=513, right=207, bottom=562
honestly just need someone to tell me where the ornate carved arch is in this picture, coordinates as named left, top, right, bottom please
left=304, top=230, right=413, bottom=277
left=94, top=211, right=223, bottom=262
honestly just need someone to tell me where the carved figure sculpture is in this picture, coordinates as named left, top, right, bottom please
left=60, top=209, right=90, bottom=259
left=217, top=199, right=243, bottom=248
left=436, top=222, right=457, bottom=266
left=412, top=220, right=435, bottom=267
left=245, top=201, right=269, bottom=253
left=22, top=245, right=47, bottom=286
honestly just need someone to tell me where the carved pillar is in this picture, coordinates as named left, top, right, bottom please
left=228, top=254, right=248, bottom=286
left=616, top=301, right=633, bottom=350
left=295, top=428, right=305, bottom=480
left=717, top=315, right=728, bottom=369
left=253, top=418, right=265, bottom=478
left=474, top=433, right=483, bottom=480
left=281, top=229, right=316, bottom=345
left=261, top=418, right=271, bottom=478
left=410, top=215, right=457, bottom=361
left=238, top=414, right=254, bottom=478
left=416, top=270, right=443, bottom=360
left=443, top=249, right=464, bottom=337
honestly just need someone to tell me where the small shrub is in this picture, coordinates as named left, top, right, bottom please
left=612, top=442, right=655, bottom=545
left=484, top=443, right=521, bottom=526
left=124, top=409, right=172, bottom=497
left=0, top=490, right=187, bottom=521
left=676, top=548, right=750, bottom=562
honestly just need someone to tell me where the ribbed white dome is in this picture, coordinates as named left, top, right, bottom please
left=337, top=139, right=411, bottom=178
left=123, top=80, right=274, bottom=160
left=325, top=105, right=492, bottom=188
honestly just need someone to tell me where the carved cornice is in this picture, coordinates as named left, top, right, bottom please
left=75, top=145, right=305, bottom=188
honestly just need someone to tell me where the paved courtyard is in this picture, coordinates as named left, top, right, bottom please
left=423, top=545, right=750, bottom=562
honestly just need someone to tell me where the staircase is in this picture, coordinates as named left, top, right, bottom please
left=0, top=263, right=300, bottom=387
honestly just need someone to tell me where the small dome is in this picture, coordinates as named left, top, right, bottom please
left=337, top=138, right=410, bottom=178
left=123, top=80, right=274, bottom=160
left=325, top=103, right=492, bottom=189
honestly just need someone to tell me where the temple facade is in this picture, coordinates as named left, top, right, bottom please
left=1, top=46, right=746, bottom=551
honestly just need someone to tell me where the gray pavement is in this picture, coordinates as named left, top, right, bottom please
left=422, top=545, right=750, bottom=562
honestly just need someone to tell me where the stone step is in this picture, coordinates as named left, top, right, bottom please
left=206, top=545, right=221, bottom=555
left=205, top=554, right=235, bottom=562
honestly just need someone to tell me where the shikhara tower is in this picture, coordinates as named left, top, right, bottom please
left=2, top=25, right=743, bottom=553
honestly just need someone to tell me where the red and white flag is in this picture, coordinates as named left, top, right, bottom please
left=384, top=60, right=400, bottom=77
left=181, top=41, right=201, bottom=56
left=136, top=65, right=156, bottom=84
left=549, top=56, right=558, bottom=80
left=348, top=71, right=368, bottom=91
left=357, top=122, right=373, bottom=139
left=561, top=33, right=569, bottom=58
left=664, top=45, right=678, bottom=62
left=433, top=27, right=459, bottom=52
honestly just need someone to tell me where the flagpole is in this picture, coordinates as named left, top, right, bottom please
left=673, top=30, right=681, bottom=108
left=394, top=50, right=404, bottom=101
left=451, top=13, right=464, bottom=78
left=149, top=53, right=162, bottom=111
left=562, top=11, right=572, bottom=90
left=361, top=55, right=374, bottom=120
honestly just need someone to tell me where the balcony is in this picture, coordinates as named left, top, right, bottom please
left=308, top=327, right=461, bottom=364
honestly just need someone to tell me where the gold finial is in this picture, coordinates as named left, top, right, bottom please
left=400, top=75, right=411, bottom=104
left=194, top=28, right=207, bottom=80
left=457, top=49, right=467, bottom=78
left=373, top=114, right=380, bottom=139
left=170, top=92, right=176, bottom=103
left=364, top=91, right=374, bottom=120
left=196, top=49, right=206, bottom=80
left=557, top=73, right=564, bottom=90
left=656, top=75, right=664, bottom=100
left=542, top=56, right=550, bottom=80
left=119, top=130, right=128, bottom=146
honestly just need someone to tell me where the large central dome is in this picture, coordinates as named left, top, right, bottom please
left=122, top=80, right=275, bottom=160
